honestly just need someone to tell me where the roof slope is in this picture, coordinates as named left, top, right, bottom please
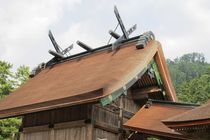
left=163, top=100, right=210, bottom=127
left=0, top=40, right=176, bottom=118
left=123, top=100, right=195, bottom=139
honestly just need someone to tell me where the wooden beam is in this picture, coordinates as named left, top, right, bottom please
left=132, top=86, right=161, bottom=94
left=123, top=110, right=134, bottom=119
left=164, top=119, right=210, bottom=129
left=131, top=86, right=161, bottom=100
left=131, top=93, right=149, bottom=100
left=87, top=104, right=94, bottom=140
left=54, top=120, right=86, bottom=130
left=94, top=121, right=119, bottom=134
left=23, top=120, right=87, bottom=132
left=23, top=125, right=49, bottom=133
left=87, top=124, right=93, bottom=140
left=155, top=46, right=177, bottom=101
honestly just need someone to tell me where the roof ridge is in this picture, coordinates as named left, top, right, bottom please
left=46, top=35, right=141, bottom=67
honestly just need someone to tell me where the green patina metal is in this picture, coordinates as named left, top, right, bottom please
left=100, top=60, right=163, bottom=106
left=151, top=60, right=163, bottom=86
left=100, top=67, right=147, bottom=106
left=100, top=88, right=126, bottom=106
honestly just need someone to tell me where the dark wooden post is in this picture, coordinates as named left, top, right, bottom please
left=118, top=95, right=124, bottom=140
left=87, top=105, right=94, bottom=140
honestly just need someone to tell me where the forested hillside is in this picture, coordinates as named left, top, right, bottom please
left=167, top=52, right=210, bottom=104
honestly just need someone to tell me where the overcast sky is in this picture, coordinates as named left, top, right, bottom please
left=1, top=0, right=210, bottom=70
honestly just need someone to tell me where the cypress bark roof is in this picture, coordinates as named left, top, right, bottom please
left=0, top=39, right=176, bottom=119
left=163, top=100, right=210, bottom=128
left=123, top=100, right=196, bottom=139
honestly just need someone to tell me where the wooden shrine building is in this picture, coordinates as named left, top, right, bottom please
left=124, top=100, right=198, bottom=140
left=163, top=100, right=210, bottom=140
left=124, top=99, right=210, bottom=140
left=0, top=37, right=176, bottom=140
left=0, top=6, right=179, bottom=140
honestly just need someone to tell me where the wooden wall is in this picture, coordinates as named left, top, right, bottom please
left=94, top=128, right=117, bottom=140
left=91, top=94, right=141, bottom=140
left=20, top=90, right=141, bottom=140
left=18, top=67, right=168, bottom=140
left=20, top=130, right=50, bottom=140
left=20, top=126, right=89, bottom=140
left=54, top=126, right=88, bottom=140
left=123, top=95, right=140, bottom=113
left=22, top=103, right=92, bottom=128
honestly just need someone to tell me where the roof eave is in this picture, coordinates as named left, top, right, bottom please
left=0, top=88, right=103, bottom=119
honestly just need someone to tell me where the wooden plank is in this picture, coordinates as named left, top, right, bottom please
left=155, top=46, right=177, bottom=101
left=93, top=105, right=119, bottom=128
left=54, top=120, right=86, bottom=130
left=20, top=130, right=50, bottom=140
left=23, top=125, right=49, bottom=133
left=93, top=128, right=118, bottom=140
left=131, top=86, right=161, bottom=100
left=94, top=121, right=119, bottom=134
left=132, top=86, right=161, bottom=94
left=54, top=126, right=88, bottom=140
left=132, top=93, right=148, bottom=100
left=107, top=94, right=140, bottom=114
left=123, top=110, right=134, bottom=119
left=23, top=103, right=93, bottom=128
left=87, top=124, right=93, bottom=140
left=50, top=129, right=55, bottom=140
left=118, top=96, right=123, bottom=140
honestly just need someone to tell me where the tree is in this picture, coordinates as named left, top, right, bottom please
left=177, top=74, right=210, bottom=104
left=0, top=118, right=21, bottom=140
left=0, top=61, right=29, bottom=140
left=167, top=53, right=210, bottom=88
left=0, top=61, right=14, bottom=98
left=167, top=53, right=210, bottom=104
left=15, top=65, right=30, bottom=87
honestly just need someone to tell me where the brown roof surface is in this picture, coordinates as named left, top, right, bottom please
left=163, top=101, right=210, bottom=126
left=0, top=40, right=176, bottom=118
left=155, top=46, right=177, bottom=101
left=123, top=101, right=194, bottom=139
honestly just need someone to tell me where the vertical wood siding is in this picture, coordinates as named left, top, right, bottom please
left=94, top=128, right=117, bottom=140
left=20, top=126, right=88, bottom=140
left=23, top=104, right=92, bottom=127
left=21, top=90, right=141, bottom=140
left=20, top=131, right=50, bottom=140
left=54, top=126, right=87, bottom=140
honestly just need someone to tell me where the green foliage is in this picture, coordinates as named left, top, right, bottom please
left=167, top=53, right=209, bottom=89
left=0, top=118, right=21, bottom=140
left=0, top=60, right=29, bottom=139
left=0, top=61, right=14, bottom=97
left=167, top=52, right=210, bottom=104
left=177, top=74, right=210, bottom=104
left=15, top=65, right=30, bottom=87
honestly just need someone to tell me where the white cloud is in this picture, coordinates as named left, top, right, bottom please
left=0, top=0, right=210, bottom=70
left=0, top=0, right=81, bottom=69
left=157, top=0, right=210, bottom=61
